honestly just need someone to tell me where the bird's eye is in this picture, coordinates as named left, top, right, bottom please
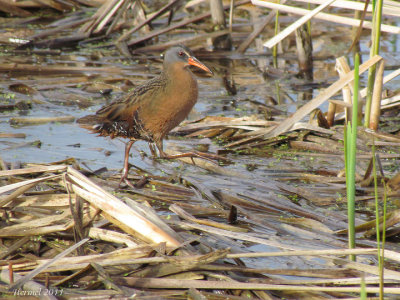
left=178, top=51, right=184, bottom=57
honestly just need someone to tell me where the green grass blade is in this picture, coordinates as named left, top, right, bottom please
left=380, top=180, right=388, bottom=299
left=372, top=141, right=382, bottom=298
left=360, top=275, right=367, bottom=300
left=345, top=53, right=360, bottom=261
left=272, top=0, right=280, bottom=68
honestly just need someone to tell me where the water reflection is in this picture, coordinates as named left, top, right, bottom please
left=0, top=36, right=398, bottom=171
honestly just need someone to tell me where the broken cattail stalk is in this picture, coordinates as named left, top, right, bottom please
left=369, top=60, right=385, bottom=130
left=209, top=0, right=232, bottom=49
left=295, top=23, right=313, bottom=80
left=360, top=67, right=400, bottom=98
left=336, top=57, right=353, bottom=123
left=326, top=102, right=336, bottom=127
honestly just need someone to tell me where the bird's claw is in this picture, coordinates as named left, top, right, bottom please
left=118, top=176, right=136, bottom=189
left=159, top=150, right=229, bottom=165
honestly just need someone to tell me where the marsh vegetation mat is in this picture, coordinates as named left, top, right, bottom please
left=0, top=0, right=400, bottom=298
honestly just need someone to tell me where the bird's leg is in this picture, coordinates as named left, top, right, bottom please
left=155, top=140, right=226, bottom=164
left=148, top=143, right=158, bottom=158
left=119, top=140, right=136, bottom=188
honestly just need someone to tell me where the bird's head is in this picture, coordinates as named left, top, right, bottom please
left=163, top=45, right=213, bottom=75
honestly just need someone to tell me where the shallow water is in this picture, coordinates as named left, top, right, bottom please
left=0, top=14, right=399, bottom=188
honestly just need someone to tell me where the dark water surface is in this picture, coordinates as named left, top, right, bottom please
left=0, top=43, right=394, bottom=169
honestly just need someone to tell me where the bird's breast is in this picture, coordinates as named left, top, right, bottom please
left=138, top=70, right=198, bottom=141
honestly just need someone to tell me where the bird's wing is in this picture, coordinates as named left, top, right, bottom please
left=79, top=74, right=167, bottom=139
left=95, top=74, right=166, bottom=122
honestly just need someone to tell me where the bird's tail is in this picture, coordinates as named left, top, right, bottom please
left=76, top=115, right=101, bottom=131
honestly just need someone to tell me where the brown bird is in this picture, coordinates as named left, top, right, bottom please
left=78, top=45, right=214, bottom=187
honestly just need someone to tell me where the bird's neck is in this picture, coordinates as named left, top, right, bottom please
left=165, top=64, right=191, bottom=79
left=164, top=65, right=197, bottom=94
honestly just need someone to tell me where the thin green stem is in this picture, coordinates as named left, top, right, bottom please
left=360, top=275, right=367, bottom=300
left=345, top=53, right=360, bottom=261
left=307, top=3, right=311, bottom=34
left=272, top=0, right=280, bottom=68
left=380, top=180, right=387, bottom=299
left=275, top=81, right=281, bottom=105
left=364, top=67, right=375, bottom=127
left=373, top=0, right=383, bottom=55
left=372, top=142, right=382, bottom=296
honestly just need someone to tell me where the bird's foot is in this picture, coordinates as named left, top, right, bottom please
left=118, top=165, right=137, bottom=189
left=118, top=174, right=150, bottom=189
left=159, top=150, right=229, bottom=165
left=118, top=175, right=136, bottom=189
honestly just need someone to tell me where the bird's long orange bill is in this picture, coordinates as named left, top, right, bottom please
left=188, top=57, right=213, bottom=75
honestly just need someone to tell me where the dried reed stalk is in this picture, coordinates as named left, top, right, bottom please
left=262, top=0, right=336, bottom=48
left=251, top=0, right=400, bottom=34
left=113, top=276, right=400, bottom=293
left=369, top=60, right=385, bottom=130
left=65, top=167, right=182, bottom=247
left=295, top=0, right=400, bottom=17
left=264, top=55, right=382, bottom=139
left=336, top=57, right=353, bottom=123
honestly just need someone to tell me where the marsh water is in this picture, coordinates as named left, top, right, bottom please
left=1, top=32, right=399, bottom=176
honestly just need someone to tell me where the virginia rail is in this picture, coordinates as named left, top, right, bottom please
left=78, top=45, right=214, bottom=187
